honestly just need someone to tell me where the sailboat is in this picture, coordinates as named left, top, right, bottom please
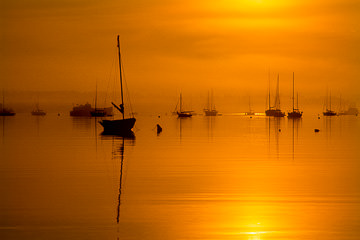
left=203, top=90, right=218, bottom=116
left=177, top=93, right=192, bottom=117
left=287, top=72, right=302, bottom=118
left=323, top=90, right=337, bottom=116
left=31, top=103, right=46, bottom=116
left=90, top=83, right=113, bottom=117
left=338, top=96, right=358, bottom=116
left=0, top=90, right=15, bottom=116
left=265, top=74, right=285, bottom=117
left=246, top=96, right=255, bottom=116
left=99, top=36, right=136, bottom=134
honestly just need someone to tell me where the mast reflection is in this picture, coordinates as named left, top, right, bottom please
left=116, top=137, right=125, bottom=223
left=1, top=116, right=5, bottom=143
left=205, top=115, right=215, bottom=141
left=266, top=117, right=283, bottom=159
left=177, top=116, right=193, bottom=142
left=288, top=118, right=302, bottom=161
left=324, top=116, right=333, bottom=139
left=71, top=116, right=92, bottom=131
left=100, top=133, right=135, bottom=227
left=1, top=115, right=15, bottom=144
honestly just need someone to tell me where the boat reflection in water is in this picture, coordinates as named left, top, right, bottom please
left=288, top=117, right=302, bottom=161
left=266, top=116, right=284, bottom=158
left=114, top=137, right=131, bottom=224
left=177, top=114, right=193, bottom=142
left=100, top=134, right=135, bottom=238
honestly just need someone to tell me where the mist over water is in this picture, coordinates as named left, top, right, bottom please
left=2, top=89, right=359, bottom=116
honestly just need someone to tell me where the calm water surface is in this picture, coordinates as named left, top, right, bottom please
left=1, top=113, right=360, bottom=239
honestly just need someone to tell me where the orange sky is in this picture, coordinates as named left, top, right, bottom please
left=1, top=0, right=360, bottom=101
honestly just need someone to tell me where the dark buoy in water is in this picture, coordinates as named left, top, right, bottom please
left=58, top=113, right=60, bottom=116
left=156, top=124, right=162, bottom=134
left=314, top=129, right=320, bottom=132
left=250, top=116, right=252, bottom=119
left=279, top=129, right=281, bottom=132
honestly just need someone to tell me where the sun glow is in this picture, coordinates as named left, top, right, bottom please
left=207, top=0, right=293, bottom=12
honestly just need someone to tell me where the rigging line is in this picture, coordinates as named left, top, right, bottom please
left=121, top=59, right=135, bottom=118
left=173, top=98, right=179, bottom=113
left=123, top=72, right=133, bottom=117
left=105, top=51, right=117, bottom=107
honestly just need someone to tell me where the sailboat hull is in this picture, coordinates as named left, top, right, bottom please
left=204, top=109, right=218, bottom=116
left=31, top=111, right=46, bottom=116
left=323, top=110, right=337, bottom=116
left=287, top=110, right=302, bottom=118
left=177, top=112, right=192, bottom=118
left=90, top=107, right=113, bottom=117
left=0, top=112, right=15, bottom=116
left=99, top=118, right=136, bottom=134
left=91, top=111, right=106, bottom=117
left=0, top=108, right=16, bottom=116
left=266, top=109, right=285, bottom=117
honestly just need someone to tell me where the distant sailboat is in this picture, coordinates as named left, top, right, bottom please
left=323, top=90, right=336, bottom=116
left=338, top=94, right=344, bottom=115
left=342, top=107, right=359, bottom=116
left=90, top=83, right=113, bottom=117
left=177, top=93, right=192, bottom=118
left=99, top=36, right=136, bottom=134
left=246, top=96, right=255, bottom=116
left=91, top=107, right=112, bottom=117
left=287, top=72, right=302, bottom=118
left=31, top=103, right=46, bottom=116
left=338, top=96, right=358, bottom=116
left=70, top=103, right=92, bottom=116
left=203, top=90, right=218, bottom=116
left=0, top=90, right=15, bottom=116
left=265, top=74, right=285, bottom=117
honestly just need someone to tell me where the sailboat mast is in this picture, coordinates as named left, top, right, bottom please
left=95, top=82, right=97, bottom=110
left=180, top=93, right=182, bottom=112
left=207, top=91, right=210, bottom=110
left=329, top=91, right=332, bottom=111
left=117, top=35, right=125, bottom=119
left=2, top=89, right=4, bottom=111
left=292, top=72, right=295, bottom=111
left=275, top=74, right=280, bottom=110
left=325, top=88, right=328, bottom=111
left=268, top=70, right=271, bottom=110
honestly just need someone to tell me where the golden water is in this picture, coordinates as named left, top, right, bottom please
left=1, top=114, right=359, bottom=239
